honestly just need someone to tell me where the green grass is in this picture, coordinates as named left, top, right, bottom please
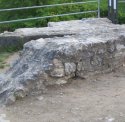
left=0, top=52, right=11, bottom=69
left=118, top=3, right=125, bottom=24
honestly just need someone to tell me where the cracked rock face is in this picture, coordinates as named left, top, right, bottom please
left=0, top=18, right=125, bottom=104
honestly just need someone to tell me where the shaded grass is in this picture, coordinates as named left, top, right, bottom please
left=0, top=52, right=11, bottom=69
left=0, top=45, right=23, bottom=52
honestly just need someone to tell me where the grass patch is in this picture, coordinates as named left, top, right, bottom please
left=0, top=38, right=24, bottom=52
left=0, top=45, right=23, bottom=53
left=0, top=52, right=11, bottom=69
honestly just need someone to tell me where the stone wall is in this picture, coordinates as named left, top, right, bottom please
left=0, top=18, right=125, bottom=104
left=0, top=18, right=115, bottom=48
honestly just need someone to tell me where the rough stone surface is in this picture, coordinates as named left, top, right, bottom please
left=0, top=18, right=119, bottom=48
left=0, top=18, right=125, bottom=104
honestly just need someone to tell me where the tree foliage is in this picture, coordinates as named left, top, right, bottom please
left=0, top=0, right=108, bottom=32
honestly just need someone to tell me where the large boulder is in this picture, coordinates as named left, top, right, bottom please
left=0, top=18, right=125, bottom=104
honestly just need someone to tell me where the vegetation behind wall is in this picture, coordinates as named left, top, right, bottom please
left=0, top=0, right=108, bottom=32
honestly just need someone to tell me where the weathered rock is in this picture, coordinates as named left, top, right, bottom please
left=0, top=18, right=123, bottom=48
left=0, top=18, right=125, bottom=104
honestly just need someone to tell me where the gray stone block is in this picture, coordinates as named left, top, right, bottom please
left=0, top=18, right=125, bottom=104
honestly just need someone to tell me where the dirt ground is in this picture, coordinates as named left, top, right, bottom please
left=0, top=54, right=125, bottom=122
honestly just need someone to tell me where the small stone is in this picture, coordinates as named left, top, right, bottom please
left=55, top=80, right=67, bottom=85
left=0, top=114, right=10, bottom=122
left=37, top=96, right=44, bottom=101
left=65, top=63, right=76, bottom=77
left=60, top=92, right=63, bottom=95
left=105, top=117, right=115, bottom=122
left=0, top=114, right=6, bottom=118
left=50, top=59, right=64, bottom=78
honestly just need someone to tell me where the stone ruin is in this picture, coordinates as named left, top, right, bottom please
left=0, top=18, right=125, bottom=105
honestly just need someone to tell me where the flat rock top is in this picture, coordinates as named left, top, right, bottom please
left=1, top=18, right=125, bottom=41
left=22, top=17, right=125, bottom=46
